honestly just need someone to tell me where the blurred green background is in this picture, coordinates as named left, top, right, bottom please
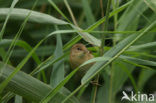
left=0, top=0, right=156, bottom=103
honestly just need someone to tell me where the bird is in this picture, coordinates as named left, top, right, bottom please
left=70, top=43, right=94, bottom=81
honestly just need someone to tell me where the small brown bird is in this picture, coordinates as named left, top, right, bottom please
left=70, top=43, right=94, bottom=80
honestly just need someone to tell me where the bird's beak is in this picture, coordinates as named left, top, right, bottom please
left=84, top=50, right=89, bottom=54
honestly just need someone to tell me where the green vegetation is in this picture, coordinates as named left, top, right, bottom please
left=0, top=0, right=156, bottom=103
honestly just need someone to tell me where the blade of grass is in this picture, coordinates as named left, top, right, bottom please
left=70, top=25, right=101, bottom=46
left=137, top=69, right=155, bottom=91
left=0, top=8, right=68, bottom=25
left=129, top=41, right=156, bottom=51
left=15, top=95, right=22, bottom=103
left=30, top=52, right=69, bottom=75
left=62, top=20, right=156, bottom=103
left=120, top=55, right=156, bottom=67
left=0, top=28, right=84, bottom=96
left=40, top=67, right=80, bottom=103
left=121, top=59, right=155, bottom=71
left=0, top=39, right=41, bottom=64
left=99, top=0, right=112, bottom=102
left=82, top=21, right=156, bottom=84
left=48, top=0, right=71, bottom=23
left=144, top=0, right=156, bottom=13
left=0, top=62, right=79, bottom=103
left=50, top=26, right=64, bottom=88
left=0, top=0, right=19, bottom=40
left=0, top=0, right=40, bottom=93
left=31, top=35, right=81, bottom=75
left=86, top=0, right=132, bottom=31
left=81, top=0, right=95, bottom=26
left=64, top=0, right=78, bottom=26
left=117, top=62, right=138, bottom=93
left=0, top=29, right=71, bottom=93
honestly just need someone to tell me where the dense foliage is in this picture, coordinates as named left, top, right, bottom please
left=0, top=0, right=156, bottom=103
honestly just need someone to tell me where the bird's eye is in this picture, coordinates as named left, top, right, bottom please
left=77, top=47, right=82, bottom=50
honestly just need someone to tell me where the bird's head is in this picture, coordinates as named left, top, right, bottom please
left=70, top=43, right=89, bottom=58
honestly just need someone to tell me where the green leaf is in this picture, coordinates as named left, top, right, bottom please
left=0, top=7, right=102, bottom=47
left=0, top=39, right=41, bottom=64
left=70, top=25, right=101, bottom=46
left=0, top=0, right=19, bottom=39
left=144, top=0, right=156, bottom=13
left=82, top=20, right=156, bottom=84
left=0, top=39, right=44, bottom=93
left=120, top=55, right=156, bottom=67
left=80, top=55, right=156, bottom=70
left=40, top=67, right=80, bottom=103
left=81, top=0, right=95, bottom=26
left=15, top=95, right=22, bottom=103
left=48, top=0, right=71, bottom=23
left=11, top=46, right=54, bottom=57
left=0, top=48, right=8, bottom=62
left=62, top=21, right=156, bottom=103
left=0, top=29, right=74, bottom=93
left=96, top=68, right=110, bottom=103
left=50, top=26, right=65, bottom=88
left=0, top=28, right=80, bottom=102
left=31, top=52, right=69, bottom=75
left=116, top=61, right=138, bottom=92
left=0, top=62, right=79, bottom=103
left=0, top=8, right=68, bottom=25
left=86, top=0, right=132, bottom=31
left=111, top=61, right=135, bottom=97
left=114, top=0, right=148, bottom=41
left=80, top=57, right=110, bottom=67
left=138, top=69, right=155, bottom=91
left=0, top=2, right=35, bottom=93
left=129, top=41, right=156, bottom=51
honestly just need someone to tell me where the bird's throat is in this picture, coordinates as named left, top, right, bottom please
left=78, top=53, right=85, bottom=59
